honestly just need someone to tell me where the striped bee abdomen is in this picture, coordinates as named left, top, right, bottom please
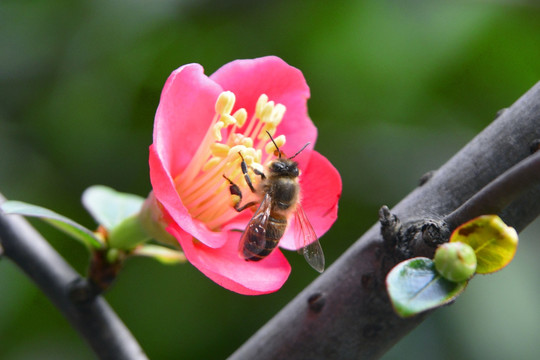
left=242, top=215, right=287, bottom=261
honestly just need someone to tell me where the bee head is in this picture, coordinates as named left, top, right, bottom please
left=269, top=158, right=299, bottom=178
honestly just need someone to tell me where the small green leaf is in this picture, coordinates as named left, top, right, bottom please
left=132, top=244, right=186, bottom=265
left=450, top=215, right=518, bottom=274
left=386, top=257, right=467, bottom=318
left=82, top=185, right=145, bottom=230
left=0, top=200, right=104, bottom=249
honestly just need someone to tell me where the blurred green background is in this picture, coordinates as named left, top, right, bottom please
left=1, top=0, right=540, bottom=359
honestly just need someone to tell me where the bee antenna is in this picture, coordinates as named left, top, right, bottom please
left=289, top=142, right=310, bottom=160
left=266, top=130, right=282, bottom=158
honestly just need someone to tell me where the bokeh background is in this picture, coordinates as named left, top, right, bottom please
left=1, top=0, right=540, bottom=359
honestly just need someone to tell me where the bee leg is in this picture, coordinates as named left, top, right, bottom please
left=238, top=152, right=264, bottom=192
left=222, top=175, right=258, bottom=212
left=251, top=167, right=266, bottom=180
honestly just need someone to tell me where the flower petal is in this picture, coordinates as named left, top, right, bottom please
left=279, top=150, right=342, bottom=250
left=149, top=145, right=227, bottom=248
left=154, top=63, right=222, bottom=176
left=210, top=56, right=317, bottom=156
left=169, top=225, right=291, bottom=295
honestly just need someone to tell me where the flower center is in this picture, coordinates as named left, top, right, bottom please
left=174, top=91, right=287, bottom=230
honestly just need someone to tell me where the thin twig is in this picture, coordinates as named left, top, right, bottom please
left=0, top=194, right=148, bottom=360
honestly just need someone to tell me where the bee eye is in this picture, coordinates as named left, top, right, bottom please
left=271, top=161, right=284, bottom=172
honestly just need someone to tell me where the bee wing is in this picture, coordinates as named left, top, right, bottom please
left=238, top=193, right=272, bottom=260
left=294, top=204, right=325, bottom=273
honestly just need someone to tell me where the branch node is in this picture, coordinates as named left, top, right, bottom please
left=421, top=220, right=450, bottom=248
left=529, top=139, right=540, bottom=154
left=418, top=170, right=436, bottom=186
left=378, top=206, right=401, bottom=248
left=495, top=107, right=507, bottom=118
left=386, top=218, right=451, bottom=261
left=307, top=292, right=326, bottom=314
left=68, top=278, right=101, bottom=304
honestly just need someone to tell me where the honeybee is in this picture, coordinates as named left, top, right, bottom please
left=223, top=132, right=325, bottom=273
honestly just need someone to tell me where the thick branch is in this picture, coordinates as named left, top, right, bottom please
left=0, top=195, right=148, bottom=360
left=229, top=81, right=540, bottom=360
left=445, top=149, right=540, bottom=229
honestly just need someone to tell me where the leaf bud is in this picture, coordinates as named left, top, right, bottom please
left=434, top=242, right=477, bottom=282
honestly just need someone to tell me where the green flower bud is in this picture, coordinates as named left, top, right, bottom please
left=434, top=242, right=477, bottom=282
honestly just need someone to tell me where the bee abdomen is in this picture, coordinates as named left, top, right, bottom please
left=243, top=216, right=287, bottom=261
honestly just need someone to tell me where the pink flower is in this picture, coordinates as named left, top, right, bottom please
left=149, top=56, right=341, bottom=295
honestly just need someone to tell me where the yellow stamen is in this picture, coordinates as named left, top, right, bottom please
left=241, top=136, right=253, bottom=148
left=213, top=121, right=224, bottom=141
left=175, top=90, right=290, bottom=231
left=265, top=134, right=286, bottom=155
left=258, top=124, right=276, bottom=140
left=255, top=94, right=269, bottom=119
left=233, top=108, right=247, bottom=127
left=220, top=114, right=237, bottom=126
left=260, top=101, right=275, bottom=122
left=202, top=156, right=222, bottom=171
left=210, top=143, right=230, bottom=157
left=215, top=91, right=235, bottom=115
left=269, top=103, right=286, bottom=126
left=228, top=145, right=247, bottom=158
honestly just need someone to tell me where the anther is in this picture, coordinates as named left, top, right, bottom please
left=255, top=94, right=269, bottom=118
left=233, top=108, right=247, bottom=127
left=260, top=101, right=275, bottom=122
left=215, top=91, right=235, bottom=115
left=241, top=137, right=253, bottom=148
left=259, top=124, right=276, bottom=140
left=243, top=154, right=254, bottom=165
left=211, top=143, right=230, bottom=157
left=220, top=114, right=237, bottom=126
left=269, top=104, right=286, bottom=126
left=228, top=145, right=247, bottom=158
left=265, top=134, right=286, bottom=155
left=203, top=156, right=222, bottom=171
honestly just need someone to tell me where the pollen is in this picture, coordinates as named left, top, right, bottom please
left=174, top=91, right=288, bottom=230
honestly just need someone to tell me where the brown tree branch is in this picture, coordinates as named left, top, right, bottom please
left=0, top=195, right=148, bottom=360
left=445, top=149, right=540, bottom=230
left=228, top=81, right=540, bottom=359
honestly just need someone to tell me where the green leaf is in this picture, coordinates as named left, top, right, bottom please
left=386, top=257, right=468, bottom=318
left=0, top=200, right=104, bottom=249
left=132, top=244, right=186, bottom=265
left=82, top=185, right=145, bottom=230
left=450, top=215, right=518, bottom=274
